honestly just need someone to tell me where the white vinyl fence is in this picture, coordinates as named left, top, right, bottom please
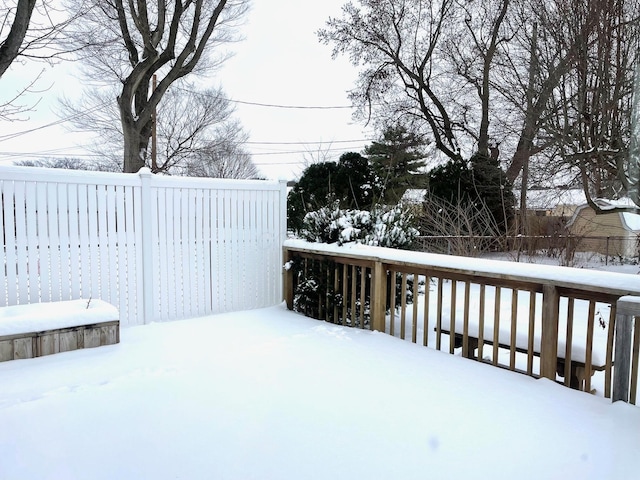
left=0, top=166, right=287, bottom=326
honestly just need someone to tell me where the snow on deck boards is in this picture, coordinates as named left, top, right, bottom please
left=0, top=304, right=638, bottom=480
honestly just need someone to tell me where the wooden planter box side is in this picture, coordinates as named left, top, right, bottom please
left=0, top=320, right=120, bottom=362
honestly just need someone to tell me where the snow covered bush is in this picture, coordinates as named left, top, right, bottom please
left=299, top=201, right=419, bottom=249
left=290, top=202, right=418, bottom=325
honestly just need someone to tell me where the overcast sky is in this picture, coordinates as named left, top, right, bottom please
left=0, top=1, right=372, bottom=180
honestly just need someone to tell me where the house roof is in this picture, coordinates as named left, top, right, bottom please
left=568, top=197, right=640, bottom=232
left=517, top=188, right=586, bottom=210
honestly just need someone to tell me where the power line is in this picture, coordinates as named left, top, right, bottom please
left=0, top=100, right=113, bottom=143
left=250, top=146, right=364, bottom=157
left=229, top=98, right=353, bottom=109
left=245, top=139, right=369, bottom=145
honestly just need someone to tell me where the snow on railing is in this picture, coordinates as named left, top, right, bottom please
left=283, top=239, right=640, bottom=404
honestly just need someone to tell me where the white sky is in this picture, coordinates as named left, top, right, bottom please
left=0, top=1, right=372, bottom=180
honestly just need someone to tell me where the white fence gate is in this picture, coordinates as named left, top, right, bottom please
left=0, top=166, right=287, bottom=326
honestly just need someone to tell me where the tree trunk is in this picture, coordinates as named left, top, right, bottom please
left=122, top=123, right=149, bottom=173
left=0, top=0, right=36, bottom=78
left=120, top=96, right=153, bottom=173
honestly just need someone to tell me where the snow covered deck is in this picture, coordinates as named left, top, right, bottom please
left=0, top=299, right=119, bottom=361
left=1, top=304, right=638, bottom=479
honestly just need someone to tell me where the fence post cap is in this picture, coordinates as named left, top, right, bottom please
left=616, top=295, right=640, bottom=315
left=138, top=167, right=153, bottom=177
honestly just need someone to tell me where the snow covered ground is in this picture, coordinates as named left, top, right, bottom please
left=1, top=303, right=639, bottom=479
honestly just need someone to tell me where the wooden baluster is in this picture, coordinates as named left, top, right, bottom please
left=462, top=281, right=470, bottom=357
left=332, top=263, right=339, bottom=324
left=584, top=300, right=596, bottom=393
left=389, top=270, right=396, bottom=336
left=412, top=272, right=419, bottom=344
left=303, top=258, right=310, bottom=316
left=400, top=273, right=407, bottom=340
left=527, top=290, right=536, bottom=375
left=317, top=260, right=324, bottom=320
left=509, top=289, right=518, bottom=371
left=478, top=284, right=486, bottom=361
left=492, top=287, right=501, bottom=366
left=325, top=262, right=331, bottom=323
left=350, top=265, right=357, bottom=327
left=605, top=305, right=616, bottom=399
left=359, top=266, right=367, bottom=329
left=341, top=263, right=348, bottom=325
left=436, top=278, right=443, bottom=351
left=564, top=298, right=574, bottom=387
left=450, top=280, right=457, bottom=354
left=423, top=275, right=430, bottom=347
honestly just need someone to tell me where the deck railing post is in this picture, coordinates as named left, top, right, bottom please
left=613, top=296, right=640, bottom=402
left=283, top=248, right=294, bottom=310
left=371, top=261, right=386, bottom=332
left=540, top=284, right=560, bottom=380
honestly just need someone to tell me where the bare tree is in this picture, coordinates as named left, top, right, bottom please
left=419, top=192, right=503, bottom=256
left=14, top=157, right=89, bottom=169
left=61, top=82, right=251, bottom=175
left=1, top=1, right=83, bottom=118
left=444, top=0, right=511, bottom=158
left=0, top=0, right=36, bottom=79
left=66, top=0, right=248, bottom=173
left=320, top=0, right=518, bottom=172
left=183, top=122, right=260, bottom=179
left=319, top=0, right=465, bottom=162
left=545, top=0, right=640, bottom=209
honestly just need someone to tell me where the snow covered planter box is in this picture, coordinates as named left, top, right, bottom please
left=0, top=299, right=119, bottom=362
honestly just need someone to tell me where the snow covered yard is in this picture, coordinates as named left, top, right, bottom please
left=1, top=303, right=639, bottom=479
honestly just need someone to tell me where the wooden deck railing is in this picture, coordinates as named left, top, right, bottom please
left=283, top=239, right=640, bottom=404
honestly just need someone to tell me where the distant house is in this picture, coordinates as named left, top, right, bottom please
left=567, top=198, right=640, bottom=258
left=510, top=187, right=586, bottom=237
left=519, top=187, right=587, bottom=217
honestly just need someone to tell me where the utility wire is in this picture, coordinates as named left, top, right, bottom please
left=228, top=98, right=353, bottom=109
left=245, top=139, right=369, bottom=145
left=0, top=100, right=113, bottom=142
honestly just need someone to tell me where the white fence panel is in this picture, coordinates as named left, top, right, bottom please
left=0, top=166, right=286, bottom=326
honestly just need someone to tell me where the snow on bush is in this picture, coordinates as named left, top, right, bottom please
left=299, top=201, right=418, bottom=249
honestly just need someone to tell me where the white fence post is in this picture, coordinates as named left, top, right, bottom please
left=278, top=179, right=288, bottom=302
left=138, top=168, right=155, bottom=325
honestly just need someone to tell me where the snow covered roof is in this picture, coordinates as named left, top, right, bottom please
left=517, top=188, right=586, bottom=210
left=401, top=189, right=426, bottom=204
left=567, top=197, right=640, bottom=232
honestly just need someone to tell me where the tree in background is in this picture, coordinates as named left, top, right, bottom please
left=287, top=152, right=378, bottom=233
left=426, top=152, right=515, bottom=236
left=364, top=126, right=428, bottom=204
left=66, top=0, right=248, bottom=173
left=320, top=0, right=640, bottom=224
left=543, top=0, right=638, bottom=206
left=319, top=0, right=509, bottom=167
left=15, top=157, right=90, bottom=170
left=1, top=1, right=82, bottom=119
left=61, top=84, right=255, bottom=176
left=182, top=122, right=260, bottom=179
